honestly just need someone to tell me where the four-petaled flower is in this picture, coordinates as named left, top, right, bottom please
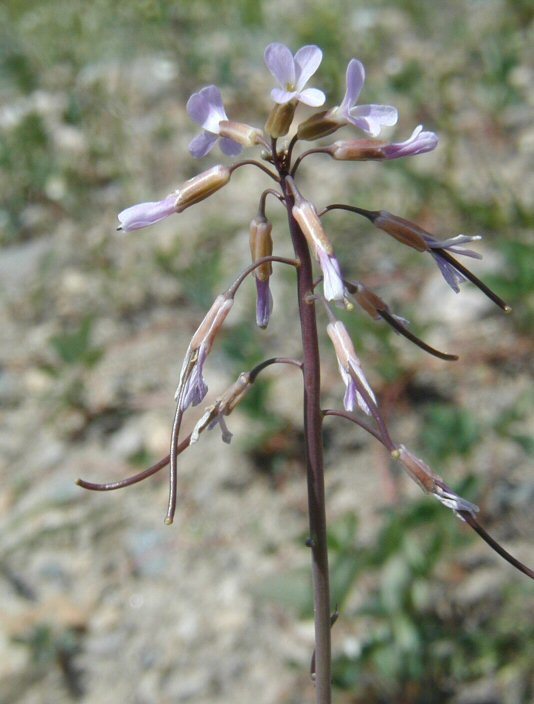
left=264, top=43, right=326, bottom=107
left=424, top=234, right=482, bottom=293
left=187, top=85, right=243, bottom=159
left=331, top=58, right=398, bottom=136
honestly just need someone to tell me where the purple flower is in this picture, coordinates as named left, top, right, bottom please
left=327, top=320, right=376, bottom=415
left=381, top=125, right=438, bottom=159
left=255, top=278, right=273, bottom=329
left=264, top=43, right=325, bottom=107
left=331, top=59, right=398, bottom=137
left=424, top=234, right=482, bottom=293
left=117, top=194, right=177, bottom=232
left=186, top=85, right=242, bottom=159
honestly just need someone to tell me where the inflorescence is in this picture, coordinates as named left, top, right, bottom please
left=82, top=42, right=531, bottom=583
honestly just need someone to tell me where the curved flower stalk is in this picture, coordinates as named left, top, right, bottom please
left=264, top=42, right=325, bottom=107
left=187, top=85, right=243, bottom=158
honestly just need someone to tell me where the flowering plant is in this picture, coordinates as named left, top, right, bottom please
left=80, top=42, right=532, bottom=703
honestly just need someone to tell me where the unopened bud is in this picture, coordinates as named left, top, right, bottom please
left=354, top=285, right=387, bottom=320
left=218, top=120, right=264, bottom=148
left=329, top=139, right=386, bottom=161
left=190, top=294, right=234, bottom=350
left=249, top=216, right=273, bottom=281
left=292, top=197, right=334, bottom=257
left=174, top=165, right=231, bottom=212
left=265, top=100, right=297, bottom=138
left=373, top=211, right=430, bottom=252
left=393, top=445, right=440, bottom=493
left=297, top=111, right=340, bottom=141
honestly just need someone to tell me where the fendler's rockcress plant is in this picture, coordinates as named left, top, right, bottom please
left=79, top=42, right=533, bottom=704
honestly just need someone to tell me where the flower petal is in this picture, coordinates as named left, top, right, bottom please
left=294, top=45, right=323, bottom=91
left=297, top=88, right=326, bottom=107
left=219, top=136, right=243, bottom=156
left=255, top=278, right=273, bottom=329
left=264, top=43, right=295, bottom=88
left=187, top=85, right=227, bottom=132
left=383, top=125, right=439, bottom=159
left=349, top=104, right=399, bottom=136
left=430, top=252, right=466, bottom=292
left=318, top=249, right=345, bottom=302
left=118, top=195, right=176, bottom=232
left=188, top=130, right=218, bottom=159
left=271, top=87, right=297, bottom=105
left=339, top=59, right=365, bottom=114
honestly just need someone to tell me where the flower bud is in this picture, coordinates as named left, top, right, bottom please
left=174, top=165, right=231, bottom=212
left=353, top=285, right=387, bottom=320
left=372, top=211, right=430, bottom=252
left=292, top=196, right=334, bottom=257
left=191, top=372, right=252, bottom=445
left=218, top=120, right=264, bottom=148
left=328, top=139, right=386, bottom=161
left=264, top=99, right=297, bottom=138
left=297, top=111, right=341, bottom=141
left=189, top=294, right=234, bottom=350
left=249, top=215, right=273, bottom=281
left=392, top=445, right=439, bottom=493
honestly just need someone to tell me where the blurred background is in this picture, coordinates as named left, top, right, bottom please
left=0, top=1, right=532, bottom=702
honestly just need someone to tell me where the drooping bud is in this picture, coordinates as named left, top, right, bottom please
left=353, top=284, right=387, bottom=320
left=191, top=371, right=252, bottom=444
left=175, top=293, right=234, bottom=411
left=265, top=99, right=297, bottom=138
left=174, top=165, right=231, bottom=213
left=249, top=215, right=273, bottom=281
left=372, top=211, right=430, bottom=252
left=297, top=110, right=341, bottom=141
left=291, top=193, right=334, bottom=256
left=249, top=214, right=274, bottom=328
left=392, top=445, right=480, bottom=520
left=327, top=319, right=376, bottom=415
left=218, top=120, right=265, bottom=148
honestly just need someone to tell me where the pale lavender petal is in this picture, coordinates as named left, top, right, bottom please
left=180, top=345, right=209, bottom=411
left=264, top=43, right=295, bottom=88
left=255, top=278, right=273, bottom=329
left=433, top=483, right=479, bottom=521
left=294, top=45, right=323, bottom=91
left=339, top=59, right=365, bottom=115
left=188, top=130, right=218, bottom=159
left=435, top=234, right=482, bottom=249
left=297, top=88, right=326, bottom=107
left=187, top=85, right=227, bottom=132
left=430, top=252, right=466, bottom=292
left=317, top=249, right=345, bottom=302
left=118, top=195, right=176, bottom=232
left=382, top=125, right=439, bottom=159
left=216, top=416, right=233, bottom=444
left=219, top=136, right=243, bottom=156
left=349, top=104, right=399, bottom=136
left=348, top=359, right=376, bottom=415
left=343, top=374, right=357, bottom=413
left=271, top=87, right=297, bottom=104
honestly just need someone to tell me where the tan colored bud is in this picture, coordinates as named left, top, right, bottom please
left=292, top=197, right=334, bottom=257
left=174, top=165, right=231, bottom=212
left=373, top=211, right=430, bottom=252
left=218, top=120, right=264, bottom=147
left=190, top=372, right=252, bottom=445
left=219, top=371, right=252, bottom=414
left=354, top=285, right=387, bottom=320
left=297, top=111, right=341, bottom=141
left=326, top=320, right=355, bottom=370
left=329, top=139, right=386, bottom=161
left=189, top=294, right=234, bottom=350
left=392, top=445, right=440, bottom=493
left=265, top=100, right=297, bottom=138
left=249, top=216, right=273, bottom=282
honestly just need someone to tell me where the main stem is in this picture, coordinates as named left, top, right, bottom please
left=281, top=177, right=332, bottom=703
